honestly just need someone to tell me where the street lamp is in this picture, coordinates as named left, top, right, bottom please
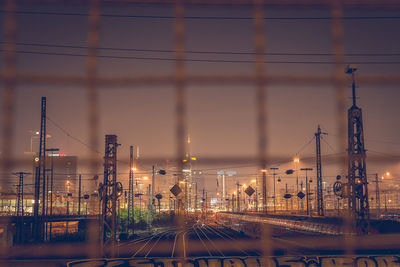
left=270, top=167, right=279, bottom=213
left=300, top=168, right=313, bottom=216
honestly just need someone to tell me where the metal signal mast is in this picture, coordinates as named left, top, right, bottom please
left=100, top=135, right=122, bottom=256
left=33, top=96, right=47, bottom=241
left=346, top=65, right=369, bottom=234
left=315, top=125, right=326, bottom=216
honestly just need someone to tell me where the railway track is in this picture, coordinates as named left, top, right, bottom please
left=121, top=221, right=261, bottom=258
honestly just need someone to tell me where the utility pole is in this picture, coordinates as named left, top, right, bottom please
left=14, top=172, right=30, bottom=243
left=270, top=168, right=278, bottom=213
left=78, top=174, right=82, bottom=215
left=128, top=146, right=134, bottom=233
left=255, top=180, right=258, bottom=212
left=285, top=183, right=289, bottom=212
left=194, top=182, right=198, bottom=211
left=231, top=193, right=235, bottom=212
left=14, top=172, right=30, bottom=217
left=147, top=184, right=151, bottom=228
left=152, top=165, right=155, bottom=211
left=315, top=125, right=327, bottom=216
left=294, top=157, right=300, bottom=213
left=45, top=147, right=58, bottom=241
left=372, top=174, right=381, bottom=219
left=346, top=65, right=370, bottom=234
left=301, top=168, right=313, bottom=216
left=262, top=169, right=267, bottom=213
left=202, top=188, right=205, bottom=212
left=34, top=97, right=47, bottom=242
left=40, top=98, right=47, bottom=218
left=185, top=178, right=188, bottom=212
left=236, top=182, right=241, bottom=212
left=300, top=181, right=304, bottom=213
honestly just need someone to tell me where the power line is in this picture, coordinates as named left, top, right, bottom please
left=3, top=41, right=400, bottom=57
left=47, top=117, right=133, bottom=167
left=47, top=116, right=101, bottom=155
left=3, top=49, right=400, bottom=65
left=295, top=136, right=315, bottom=155
left=326, top=132, right=400, bottom=146
left=2, top=10, right=400, bottom=21
left=321, top=137, right=336, bottom=153
left=367, top=149, right=400, bottom=158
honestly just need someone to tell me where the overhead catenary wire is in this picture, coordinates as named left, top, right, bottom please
left=3, top=41, right=400, bottom=57
left=325, top=131, right=400, bottom=147
left=47, top=116, right=101, bottom=155
left=47, top=116, right=131, bottom=166
left=2, top=10, right=400, bottom=21
left=295, top=136, right=315, bottom=155
left=321, top=137, right=337, bottom=153
left=3, top=49, right=400, bottom=65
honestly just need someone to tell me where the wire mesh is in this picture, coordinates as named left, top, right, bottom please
left=1, top=0, right=400, bottom=264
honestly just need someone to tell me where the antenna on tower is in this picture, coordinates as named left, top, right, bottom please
left=345, top=64, right=358, bottom=107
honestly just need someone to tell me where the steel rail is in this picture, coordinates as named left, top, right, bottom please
left=119, top=227, right=178, bottom=247
left=131, top=230, right=169, bottom=258
left=191, top=224, right=213, bottom=256
left=195, top=224, right=225, bottom=257
left=144, top=231, right=173, bottom=258
left=171, top=227, right=191, bottom=258
left=204, top=224, right=254, bottom=256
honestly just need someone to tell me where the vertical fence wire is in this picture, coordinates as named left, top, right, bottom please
left=1, top=0, right=397, bottom=260
left=330, top=0, right=356, bottom=255
left=174, top=0, right=187, bottom=256
left=252, top=0, right=273, bottom=257
left=86, top=0, right=101, bottom=258
left=0, top=0, right=17, bottom=262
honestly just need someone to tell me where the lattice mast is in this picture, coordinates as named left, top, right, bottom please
left=315, top=125, right=325, bottom=216
left=15, top=172, right=29, bottom=217
left=346, top=65, right=369, bottom=234
left=33, top=96, right=47, bottom=241
left=100, top=135, right=120, bottom=255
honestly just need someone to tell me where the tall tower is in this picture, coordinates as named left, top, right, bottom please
left=315, top=125, right=325, bottom=216
left=33, top=97, right=47, bottom=241
left=346, top=65, right=369, bottom=234
left=100, top=135, right=121, bottom=256
left=183, top=134, right=193, bottom=210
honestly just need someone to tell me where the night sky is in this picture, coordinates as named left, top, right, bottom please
left=1, top=2, right=400, bottom=193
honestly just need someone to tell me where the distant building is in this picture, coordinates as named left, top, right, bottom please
left=48, top=154, right=78, bottom=196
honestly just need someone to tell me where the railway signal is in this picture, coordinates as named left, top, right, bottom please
left=297, top=191, right=305, bottom=199
left=244, top=185, right=255, bottom=197
left=170, top=184, right=182, bottom=197
left=155, top=194, right=163, bottom=214
left=284, top=194, right=292, bottom=199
